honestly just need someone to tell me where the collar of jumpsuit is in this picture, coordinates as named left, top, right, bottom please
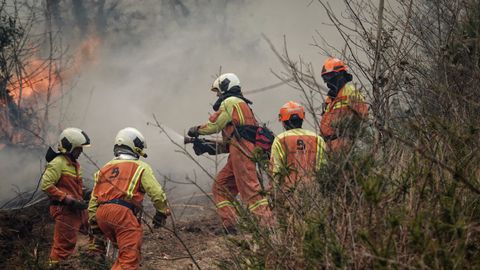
left=212, top=86, right=252, bottom=111
left=324, top=72, right=353, bottom=99
left=115, top=154, right=138, bottom=160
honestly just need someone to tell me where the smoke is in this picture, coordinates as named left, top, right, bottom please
left=0, top=0, right=344, bottom=205
left=0, top=146, right=44, bottom=208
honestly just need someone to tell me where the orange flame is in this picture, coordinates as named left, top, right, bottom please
left=7, top=35, right=101, bottom=103
left=75, top=35, right=101, bottom=67
left=1, top=35, right=102, bottom=146
left=8, top=59, right=60, bottom=101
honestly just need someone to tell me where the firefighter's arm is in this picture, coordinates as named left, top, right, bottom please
left=40, top=157, right=67, bottom=201
left=269, top=138, right=291, bottom=189
left=88, top=171, right=100, bottom=223
left=349, top=91, right=369, bottom=119
left=141, top=165, right=168, bottom=214
left=270, top=138, right=285, bottom=175
left=315, top=136, right=327, bottom=171
left=198, top=102, right=232, bottom=135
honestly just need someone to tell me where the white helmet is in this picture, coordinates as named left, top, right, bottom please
left=115, top=127, right=147, bottom=158
left=58, top=127, right=91, bottom=153
left=211, top=73, right=240, bottom=93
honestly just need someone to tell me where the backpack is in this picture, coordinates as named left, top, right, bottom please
left=235, top=124, right=275, bottom=157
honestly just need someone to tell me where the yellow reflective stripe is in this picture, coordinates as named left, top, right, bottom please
left=216, top=200, right=234, bottom=209
left=126, top=166, right=144, bottom=199
left=248, top=198, right=268, bottom=211
left=315, top=136, right=325, bottom=171
left=61, top=167, right=77, bottom=175
left=234, top=103, right=245, bottom=125
left=276, top=128, right=317, bottom=139
left=93, top=171, right=99, bottom=183
left=61, top=170, right=80, bottom=178
left=332, top=100, right=350, bottom=110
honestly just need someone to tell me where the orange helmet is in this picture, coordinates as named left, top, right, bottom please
left=321, top=57, right=348, bottom=75
left=278, top=101, right=305, bottom=122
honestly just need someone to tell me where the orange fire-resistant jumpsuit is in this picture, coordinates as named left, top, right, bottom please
left=270, top=128, right=327, bottom=190
left=41, top=154, right=87, bottom=264
left=198, top=96, right=273, bottom=227
left=88, top=157, right=168, bottom=270
left=320, top=82, right=369, bottom=152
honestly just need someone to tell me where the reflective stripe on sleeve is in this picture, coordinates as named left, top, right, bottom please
left=332, top=100, right=350, bottom=110
left=233, top=103, right=245, bottom=125
left=216, top=200, right=234, bottom=209
left=126, top=166, right=144, bottom=199
left=61, top=168, right=79, bottom=178
left=248, top=198, right=269, bottom=211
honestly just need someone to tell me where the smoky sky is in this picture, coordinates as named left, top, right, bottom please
left=1, top=0, right=345, bottom=205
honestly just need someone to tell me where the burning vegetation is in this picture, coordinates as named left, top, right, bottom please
left=1, top=0, right=480, bottom=269
left=0, top=1, right=102, bottom=149
left=0, top=1, right=104, bottom=268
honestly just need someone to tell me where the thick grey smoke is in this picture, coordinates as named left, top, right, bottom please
left=0, top=146, right=44, bottom=208
left=0, top=0, right=344, bottom=206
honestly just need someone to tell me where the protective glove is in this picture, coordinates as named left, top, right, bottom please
left=187, top=126, right=200, bottom=137
left=193, top=140, right=217, bottom=156
left=63, top=194, right=75, bottom=204
left=64, top=195, right=88, bottom=210
left=152, top=211, right=168, bottom=228
left=71, top=200, right=88, bottom=210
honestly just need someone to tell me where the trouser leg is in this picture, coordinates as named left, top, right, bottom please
left=230, top=140, right=273, bottom=227
left=96, top=204, right=142, bottom=270
left=49, top=206, right=81, bottom=262
left=212, top=155, right=239, bottom=227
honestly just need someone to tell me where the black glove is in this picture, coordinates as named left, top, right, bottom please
left=72, top=200, right=88, bottom=210
left=64, top=195, right=88, bottom=210
left=187, top=126, right=200, bottom=137
left=152, top=211, right=167, bottom=228
left=193, top=140, right=217, bottom=156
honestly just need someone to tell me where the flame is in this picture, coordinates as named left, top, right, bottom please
left=7, top=35, right=101, bottom=103
left=1, top=35, right=102, bottom=146
left=75, top=35, right=101, bottom=66
left=8, top=59, right=60, bottom=101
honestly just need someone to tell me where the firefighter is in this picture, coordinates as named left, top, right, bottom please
left=270, top=101, right=327, bottom=191
left=88, top=127, right=169, bottom=270
left=41, top=127, right=90, bottom=267
left=187, top=73, right=272, bottom=233
left=320, top=57, right=369, bottom=152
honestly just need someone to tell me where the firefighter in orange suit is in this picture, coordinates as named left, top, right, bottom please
left=88, top=127, right=169, bottom=270
left=41, top=127, right=91, bottom=267
left=320, top=57, right=369, bottom=152
left=187, top=73, right=273, bottom=233
left=270, top=102, right=327, bottom=191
